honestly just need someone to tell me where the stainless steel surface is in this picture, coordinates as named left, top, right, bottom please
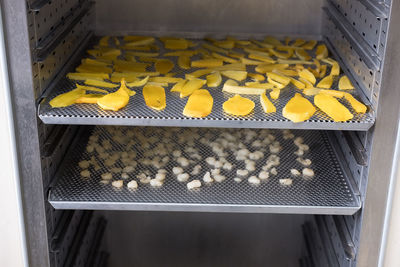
left=95, top=0, right=323, bottom=36
left=357, top=0, right=400, bottom=265
left=102, top=211, right=305, bottom=267
left=315, top=216, right=340, bottom=266
left=38, top=36, right=374, bottom=131
left=2, top=0, right=49, bottom=266
left=49, top=126, right=360, bottom=214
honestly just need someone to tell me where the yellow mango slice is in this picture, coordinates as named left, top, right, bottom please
left=149, top=77, right=183, bottom=84
left=319, top=65, right=328, bottom=78
left=114, top=62, right=149, bottom=73
left=264, top=36, right=282, bottom=46
left=298, top=69, right=316, bottom=85
left=303, top=89, right=345, bottom=98
left=268, top=78, right=286, bottom=89
left=99, top=36, right=110, bottom=47
left=243, top=47, right=271, bottom=56
left=81, top=58, right=110, bottom=67
left=295, top=49, right=311, bottom=60
left=212, top=52, right=238, bottom=63
left=155, top=59, right=174, bottom=74
left=221, top=70, right=247, bottom=81
left=84, top=79, right=118, bottom=88
left=255, top=64, right=289, bottom=73
left=213, top=40, right=235, bottom=49
left=290, top=78, right=306, bottom=89
left=248, top=73, right=265, bottom=82
left=277, top=59, right=314, bottom=65
left=97, top=79, right=133, bottom=111
left=285, top=37, right=291, bottom=45
left=227, top=36, right=251, bottom=46
left=164, top=50, right=198, bottom=57
left=124, top=36, right=155, bottom=46
left=164, top=39, right=189, bottom=50
left=322, top=58, right=341, bottom=76
left=270, top=89, right=281, bottom=100
left=282, top=93, right=316, bottom=122
left=316, top=75, right=333, bottom=89
left=183, top=89, right=213, bottom=118
left=50, top=87, right=85, bottom=108
left=180, top=78, right=206, bottom=98
left=314, top=93, right=353, bottom=122
left=178, top=55, right=191, bottom=69
left=223, top=94, right=255, bottom=116
left=269, top=48, right=294, bottom=59
left=206, top=72, right=222, bottom=87
left=339, top=75, right=355, bottom=90
left=143, top=84, right=166, bottom=111
left=248, top=53, right=275, bottom=63
left=125, top=51, right=159, bottom=58
left=202, top=43, right=229, bottom=55
left=111, top=72, right=157, bottom=83
left=171, top=80, right=187, bottom=92
left=186, top=69, right=214, bottom=79
left=191, top=59, right=223, bottom=68
left=302, top=40, right=318, bottom=50
left=292, top=39, right=306, bottom=47
left=75, top=94, right=104, bottom=104
left=244, top=82, right=274, bottom=89
left=76, top=85, right=108, bottom=94
left=260, top=93, right=276, bottom=113
left=229, top=51, right=246, bottom=59
left=241, top=57, right=264, bottom=65
left=266, top=72, right=291, bottom=86
left=211, top=63, right=247, bottom=71
left=67, top=72, right=109, bottom=81
left=274, top=69, right=299, bottom=77
left=223, top=79, right=266, bottom=95
left=126, top=76, right=150, bottom=87
left=299, top=77, right=314, bottom=89
left=316, top=44, right=328, bottom=59
left=344, top=93, right=367, bottom=113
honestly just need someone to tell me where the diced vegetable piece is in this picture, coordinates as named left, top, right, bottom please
left=149, top=77, right=183, bottom=83
left=183, top=89, right=213, bottom=118
left=339, top=75, right=355, bottom=90
left=223, top=94, right=255, bottom=116
left=255, top=63, right=289, bottom=73
left=222, top=79, right=266, bottom=95
left=270, top=89, right=280, bottom=99
left=85, top=79, right=118, bottom=88
left=266, top=72, right=291, bottom=86
left=97, top=79, right=133, bottom=111
left=316, top=44, right=328, bottom=59
left=221, top=70, right=247, bottom=81
left=67, top=72, right=109, bottom=81
left=143, top=84, right=166, bottom=110
left=191, top=59, right=223, bottom=68
left=344, top=93, right=367, bottom=113
left=316, top=75, right=333, bottom=89
left=126, top=76, right=150, bottom=87
left=295, top=49, right=311, bottom=60
left=50, top=86, right=86, bottom=107
left=302, top=40, right=317, bottom=50
left=155, top=59, right=174, bottom=74
left=206, top=72, right=222, bottom=87
left=282, top=93, right=316, bottom=122
left=171, top=80, right=187, bottom=92
left=298, top=69, right=316, bottom=85
left=212, top=52, right=238, bottom=63
left=75, top=94, right=104, bottom=104
left=264, top=36, right=282, bottom=46
left=260, top=93, right=276, bottom=113
left=248, top=73, right=265, bottom=81
left=314, top=93, right=353, bottom=121
left=164, top=39, right=189, bottom=50
left=180, top=78, right=206, bottom=98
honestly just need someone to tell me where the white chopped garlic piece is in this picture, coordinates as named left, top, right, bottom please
left=294, top=137, right=304, bottom=146
left=211, top=169, right=221, bottom=176
left=158, top=169, right=167, bottom=174
left=121, top=173, right=129, bottom=179
left=80, top=169, right=90, bottom=178
left=248, top=176, right=260, bottom=185
left=177, top=173, right=190, bottom=182
left=187, top=180, right=201, bottom=190
left=258, top=171, right=269, bottom=180
left=191, top=165, right=202, bottom=175
left=123, top=166, right=135, bottom=173
left=299, top=144, right=309, bottom=151
left=222, top=162, right=233, bottom=171
left=214, top=174, right=226, bottom=183
left=294, top=149, right=304, bottom=156
left=177, top=157, right=190, bottom=167
left=150, top=179, right=163, bottom=187
left=127, top=180, right=138, bottom=189
left=269, top=145, right=281, bottom=154
left=140, top=177, right=151, bottom=184
left=251, top=140, right=262, bottom=147
left=296, top=158, right=312, bottom=166
left=270, top=168, right=278, bottom=176
left=78, top=160, right=90, bottom=169
left=111, top=167, right=122, bottom=173
left=279, top=178, right=293, bottom=186
left=205, top=157, right=216, bottom=166
left=290, top=169, right=301, bottom=176
left=236, top=169, right=249, bottom=177
left=112, top=180, right=124, bottom=188
left=101, top=172, right=112, bottom=180
left=203, top=172, right=214, bottom=183
left=245, top=164, right=256, bottom=172
left=302, top=168, right=315, bottom=177
left=172, top=167, right=184, bottom=175
left=100, top=180, right=110, bottom=185
left=155, top=173, right=166, bottom=181
left=86, top=145, right=94, bottom=153
left=233, top=177, right=242, bottom=183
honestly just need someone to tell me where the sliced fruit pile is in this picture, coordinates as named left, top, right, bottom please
left=49, top=35, right=367, bottom=122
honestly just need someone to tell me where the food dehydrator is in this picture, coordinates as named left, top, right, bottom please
left=1, top=0, right=400, bottom=266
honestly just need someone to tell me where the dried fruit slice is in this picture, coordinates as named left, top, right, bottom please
left=270, top=89, right=280, bottom=99
left=191, top=59, right=223, bottom=68
left=143, top=84, right=166, bottom=110
left=339, top=75, right=355, bottom=90
left=206, top=72, right=222, bottom=87
left=314, top=93, right=353, bottom=122
left=303, top=89, right=345, bottom=98
left=274, top=69, right=299, bottom=77
left=292, top=39, right=306, bottom=47
left=244, top=82, right=274, bottom=89
left=126, top=76, right=150, bottom=87
left=269, top=48, right=294, bottom=59
left=316, top=75, right=333, bottom=89
left=178, top=55, right=191, bottom=69
left=171, top=80, right=187, bottom=92
left=180, top=78, right=206, bottom=98
left=282, top=93, right=316, bottom=122
left=298, top=69, right=316, bottom=85
left=97, top=79, right=133, bottom=111
left=223, top=79, right=266, bottom=95
left=223, top=95, right=255, bottom=116
left=84, top=79, right=118, bottom=88
left=260, top=93, right=276, bottom=113
left=67, top=72, right=109, bottom=81
left=81, top=58, right=110, bottom=67
left=149, top=77, right=183, bottom=83
left=155, top=59, right=174, bottom=74
left=75, top=94, right=104, bottom=104
left=248, top=53, right=275, bottom=63
left=202, top=43, right=229, bottom=54
left=212, top=52, right=238, bottom=63
left=295, top=49, right=311, bottom=60
left=77, top=85, right=108, bottom=94
left=316, top=44, right=328, bottom=60
left=164, top=39, right=189, bottom=50
left=213, top=40, right=235, bottom=49
left=183, top=89, right=213, bottom=118
left=302, top=40, right=317, bottom=50
left=221, top=70, right=247, bottom=81
left=264, top=36, right=282, bottom=46
left=289, top=78, right=306, bottom=89
left=50, top=87, right=85, bottom=108
left=240, top=57, right=264, bottom=65
left=266, top=72, right=291, bottom=86
left=248, top=73, right=265, bottom=82
left=186, top=69, right=214, bottom=79
left=76, top=64, right=113, bottom=74
left=344, top=93, right=367, bottom=113
left=99, top=36, right=110, bottom=47
left=299, top=77, right=314, bottom=89
left=255, top=63, right=289, bottom=73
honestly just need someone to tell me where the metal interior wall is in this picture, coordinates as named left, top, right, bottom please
left=101, top=211, right=307, bottom=267
left=1, top=0, right=49, bottom=266
left=95, top=0, right=323, bottom=36
left=356, top=0, right=400, bottom=265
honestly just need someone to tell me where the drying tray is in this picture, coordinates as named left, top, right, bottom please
left=49, top=126, right=361, bottom=215
left=38, top=36, right=375, bottom=131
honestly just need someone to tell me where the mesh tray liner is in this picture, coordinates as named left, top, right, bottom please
left=39, top=36, right=374, bottom=130
left=49, top=126, right=360, bottom=214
